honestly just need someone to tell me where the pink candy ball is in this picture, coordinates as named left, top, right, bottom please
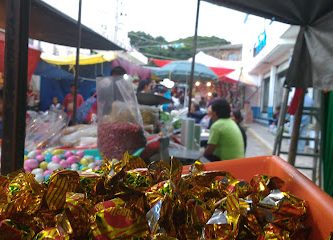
left=64, top=151, right=74, bottom=158
left=43, top=170, right=53, bottom=176
left=24, top=159, right=39, bottom=170
left=59, top=160, right=68, bottom=169
left=52, top=155, right=61, bottom=163
left=35, top=149, right=42, bottom=155
left=24, top=166, right=32, bottom=172
left=76, top=150, right=85, bottom=158
left=36, top=154, right=45, bottom=162
left=67, top=156, right=79, bottom=165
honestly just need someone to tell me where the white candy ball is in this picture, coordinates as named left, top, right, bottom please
left=34, top=173, right=44, bottom=183
left=31, top=168, right=44, bottom=176
left=47, top=162, right=61, bottom=171
left=88, top=162, right=96, bottom=169
left=71, top=163, right=79, bottom=171
left=27, top=151, right=37, bottom=159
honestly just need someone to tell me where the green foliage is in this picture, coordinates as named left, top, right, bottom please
left=128, top=31, right=230, bottom=61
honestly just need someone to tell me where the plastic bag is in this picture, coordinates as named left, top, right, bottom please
left=60, top=125, right=97, bottom=147
left=97, top=76, right=146, bottom=160
left=25, top=111, right=67, bottom=151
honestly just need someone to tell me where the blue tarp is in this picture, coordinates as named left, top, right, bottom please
left=35, top=61, right=97, bottom=111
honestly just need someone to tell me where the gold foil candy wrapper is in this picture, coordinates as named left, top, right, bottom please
left=33, top=227, right=70, bottom=240
left=202, top=209, right=233, bottom=240
left=243, top=213, right=263, bottom=237
left=146, top=195, right=177, bottom=238
left=259, top=189, right=307, bottom=217
left=257, top=223, right=290, bottom=240
left=0, top=219, right=35, bottom=240
left=78, top=172, right=105, bottom=203
left=0, top=172, right=45, bottom=218
left=92, top=199, right=148, bottom=239
left=278, top=192, right=307, bottom=217
left=45, top=170, right=80, bottom=211
left=189, top=160, right=205, bottom=174
left=122, top=151, right=147, bottom=171
left=125, top=168, right=153, bottom=191
left=148, top=160, right=170, bottom=184
left=64, top=192, right=93, bottom=238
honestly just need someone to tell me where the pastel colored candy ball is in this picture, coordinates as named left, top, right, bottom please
left=59, top=160, right=68, bottom=169
left=44, top=153, right=53, bottom=163
left=24, top=159, right=39, bottom=169
left=64, top=151, right=74, bottom=158
left=39, top=161, right=48, bottom=170
left=52, top=155, right=61, bottom=163
left=35, top=149, right=42, bottom=155
left=76, top=150, right=85, bottom=158
left=24, top=166, right=31, bottom=172
left=80, top=158, right=88, bottom=166
left=67, top=156, right=79, bottom=165
left=27, top=151, right=37, bottom=159
left=44, top=174, right=51, bottom=181
left=47, top=162, right=61, bottom=171
left=71, top=163, right=79, bottom=171
left=36, top=154, right=45, bottom=162
left=43, top=170, right=53, bottom=176
left=52, top=149, right=65, bottom=155
left=88, top=162, right=96, bottom=169
left=31, top=168, right=44, bottom=175
left=34, top=173, right=44, bottom=183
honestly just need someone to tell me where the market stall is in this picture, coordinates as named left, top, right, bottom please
left=1, top=0, right=333, bottom=239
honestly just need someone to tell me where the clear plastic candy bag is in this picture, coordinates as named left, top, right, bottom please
left=97, top=75, right=146, bottom=160
left=25, top=110, right=67, bottom=151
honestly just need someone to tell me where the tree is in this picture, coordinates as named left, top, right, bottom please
left=128, top=31, right=230, bottom=62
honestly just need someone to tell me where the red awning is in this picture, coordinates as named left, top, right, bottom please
left=210, top=67, right=234, bottom=79
left=150, top=58, right=172, bottom=67
left=0, top=32, right=41, bottom=82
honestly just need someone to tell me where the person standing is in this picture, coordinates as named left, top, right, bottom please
left=63, top=83, right=84, bottom=122
left=137, top=79, right=153, bottom=94
left=204, top=98, right=244, bottom=161
left=49, top=96, right=62, bottom=112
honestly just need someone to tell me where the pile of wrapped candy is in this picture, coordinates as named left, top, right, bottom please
left=0, top=153, right=326, bottom=239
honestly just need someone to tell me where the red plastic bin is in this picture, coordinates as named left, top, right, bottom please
left=183, top=155, right=333, bottom=239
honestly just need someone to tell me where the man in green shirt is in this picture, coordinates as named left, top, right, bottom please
left=204, top=98, right=244, bottom=161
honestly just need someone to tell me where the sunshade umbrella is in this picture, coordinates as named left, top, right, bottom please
left=154, top=60, right=218, bottom=83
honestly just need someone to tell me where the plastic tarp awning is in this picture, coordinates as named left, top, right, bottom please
left=205, top=0, right=333, bottom=90
left=0, top=0, right=123, bottom=51
left=0, top=32, right=41, bottom=81
left=223, top=68, right=258, bottom=86
left=41, top=52, right=117, bottom=66
left=189, top=51, right=239, bottom=79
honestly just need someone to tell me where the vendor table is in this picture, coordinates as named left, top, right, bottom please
left=169, top=148, right=204, bottom=164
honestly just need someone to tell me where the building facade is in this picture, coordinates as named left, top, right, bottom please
left=241, top=20, right=299, bottom=121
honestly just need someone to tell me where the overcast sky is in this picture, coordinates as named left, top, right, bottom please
left=42, top=0, right=283, bottom=45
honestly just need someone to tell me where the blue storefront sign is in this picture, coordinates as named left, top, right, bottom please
left=253, top=31, right=267, bottom=57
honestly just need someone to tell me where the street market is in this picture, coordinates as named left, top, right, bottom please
left=0, top=0, right=333, bottom=239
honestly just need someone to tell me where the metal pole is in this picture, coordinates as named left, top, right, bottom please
left=72, top=0, right=82, bottom=124
left=1, top=0, right=31, bottom=174
left=288, top=89, right=305, bottom=166
left=188, top=0, right=200, bottom=116
left=272, top=85, right=290, bottom=155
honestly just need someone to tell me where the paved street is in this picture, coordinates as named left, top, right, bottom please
left=245, top=123, right=318, bottom=183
